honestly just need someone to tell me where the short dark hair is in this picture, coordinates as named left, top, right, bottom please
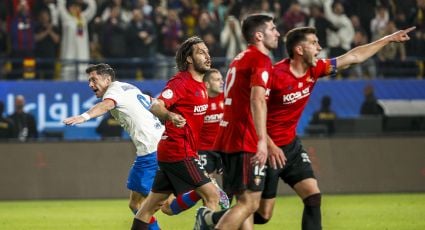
left=285, top=27, right=317, bottom=58
left=85, top=63, right=116, bottom=81
left=203, top=68, right=220, bottom=83
left=242, top=13, right=274, bottom=44
left=175, top=36, right=204, bottom=71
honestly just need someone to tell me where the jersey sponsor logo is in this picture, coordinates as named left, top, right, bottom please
left=282, top=87, right=310, bottom=104
left=194, top=104, right=208, bottom=115
left=161, top=89, right=173, bottom=99
left=219, top=120, right=228, bottom=127
left=204, top=113, right=223, bottom=123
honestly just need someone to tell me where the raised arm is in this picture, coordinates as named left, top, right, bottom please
left=150, top=98, right=186, bottom=128
left=63, top=99, right=115, bottom=125
left=336, top=27, right=415, bottom=70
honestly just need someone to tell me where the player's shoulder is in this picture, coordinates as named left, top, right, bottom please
left=167, top=71, right=192, bottom=86
left=109, top=81, right=138, bottom=91
left=273, top=58, right=290, bottom=74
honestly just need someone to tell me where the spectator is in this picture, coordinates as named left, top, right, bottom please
left=307, top=4, right=338, bottom=57
left=0, top=18, right=10, bottom=79
left=408, top=0, right=425, bottom=78
left=34, top=9, right=60, bottom=80
left=33, top=0, right=60, bottom=27
left=8, top=95, right=38, bottom=141
left=100, top=5, right=128, bottom=76
left=220, top=15, right=246, bottom=62
left=323, top=0, right=355, bottom=58
left=0, top=101, right=15, bottom=140
left=98, top=0, right=132, bottom=24
left=8, top=0, right=35, bottom=80
left=360, top=85, right=384, bottom=116
left=282, top=1, right=306, bottom=34
left=349, top=30, right=377, bottom=79
left=195, top=11, right=220, bottom=42
left=57, top=0, right=96, bottom=81
left=96, top=113, right=123, bottom=140
left=309, top=95, right=337, bottom=135
left=161, top=9, right=184, bottom=56
left=134, top=0, right=153, bottom=20
left=207, top=0, right=227, bottom=28
left=377, top=20, right=407, bottom=77
left=126, top=8, right=156, bottom=79
left=370, top=6, right=390, bottom=41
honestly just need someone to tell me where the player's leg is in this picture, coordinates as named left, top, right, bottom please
left=129, top=191, right=160, bottom=230
left=255, top=198, right=276, bottom=224
left=293, top=178, right=321, bottom=230
left=214, top=189, right=262, bottom=230
left=166, top=158, right=220, bottom=210
left=132, top=192, right=170, bottom=230
left=197, top=152, right=265, bottom=230
left=254, top=163, right=282, bottom=224
left=283, top=139, right=321, bottom=230
left=129, top=191, right=145, bottom=214
left=161, top=190, right=201, bottom=215
left=160, top=151, right=216, bottom=215
left=127, top=153, right=161, bottom=230
left=131, top=165, right=170, bottom=230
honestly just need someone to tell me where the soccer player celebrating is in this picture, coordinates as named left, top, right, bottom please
left=131, top=36, right=221, bottom=230
left=63, top=63, right=164, bottom=230
left=194, top=13, right=285, bottom=230
left=254, top=26, right=415, bottom=230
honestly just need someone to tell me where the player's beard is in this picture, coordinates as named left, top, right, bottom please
left=304, top=52, right=317, bottom=67
left=193, top=60, right=210, bottom=74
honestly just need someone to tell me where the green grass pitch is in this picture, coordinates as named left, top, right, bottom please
left=0, top=193, right=424, bottom=229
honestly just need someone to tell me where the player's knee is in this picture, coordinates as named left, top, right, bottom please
left=254, top=212, right=270, bottom=224
left=303, top=193, right=321, bottom=207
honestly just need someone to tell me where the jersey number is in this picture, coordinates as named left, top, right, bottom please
left=224, top=67, right=236, bottom=105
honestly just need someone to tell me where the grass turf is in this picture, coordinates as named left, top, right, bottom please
left=0, top=193, right=424, bottom=229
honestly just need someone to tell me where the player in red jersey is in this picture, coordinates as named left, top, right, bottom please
left=194, top=14, right=285, bottom=230
left=253, top=26, right=416, bottom=230
left=159, top=68, right=229, bottom=216
left=131, top=36, right=220, bottom=230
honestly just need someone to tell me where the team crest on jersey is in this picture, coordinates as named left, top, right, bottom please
left=298, top=82, right=303, bottom=88
left=306, top=75, right=315, bottom=83
left=261, top=71, right=269, bottom=84
left=211, top=102, right=217, bottom=110
left=161, top=89, right=173, bottom=99
left=254, top=176, right=262, bottom=186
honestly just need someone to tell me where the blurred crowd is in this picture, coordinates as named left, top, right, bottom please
left=0, top=0, right=424, bottom=80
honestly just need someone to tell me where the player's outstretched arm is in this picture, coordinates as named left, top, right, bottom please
left=63, top=99, right=115, bottom=126
left=336, top=26, right=416, bottom=70
left=150, top=98, right=186, bottom=128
